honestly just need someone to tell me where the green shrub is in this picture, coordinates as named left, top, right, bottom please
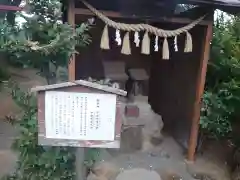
left=200, top=91, right=232, bottom=139
left=2, top=82, right=76, bottom=180
left=200, top=14, right=240, bottom=140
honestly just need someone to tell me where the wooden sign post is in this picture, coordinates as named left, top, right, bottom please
left=31, top=80, right=127, bottom=148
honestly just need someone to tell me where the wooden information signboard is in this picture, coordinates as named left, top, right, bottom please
left=31, top=80, right=127, bottom=148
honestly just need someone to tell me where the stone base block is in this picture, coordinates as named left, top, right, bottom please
left=125, top=105, right=139, bottom=118
left=120, top=126, right=143, bottom=153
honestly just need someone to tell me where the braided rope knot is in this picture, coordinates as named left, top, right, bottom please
left=81, top=0, right=206, bottom=59
left=81, top=0, right=206, bottom=37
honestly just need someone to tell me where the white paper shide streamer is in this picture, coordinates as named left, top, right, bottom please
left=81, top=0, right=205, bottom=59
left=115, top=29, right=122, bottom=46
left=174, top=36, right=178, bottom=52
left=134, top=31, right=140, bottom=47
left=154, top=36, right=159, bottom=52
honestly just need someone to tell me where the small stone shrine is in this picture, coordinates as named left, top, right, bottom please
left=86, top=74, right=166, bottom=180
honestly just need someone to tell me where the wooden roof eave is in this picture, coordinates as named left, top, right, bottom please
left=73, top=7, right=212, bottom=26
left=31, top=80, right=127, bottom=97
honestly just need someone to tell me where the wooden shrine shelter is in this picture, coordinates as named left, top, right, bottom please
left=62, top=0, right=240, bottom=161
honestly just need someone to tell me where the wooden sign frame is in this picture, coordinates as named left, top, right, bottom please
left=35, top=84, right=125, bottom=148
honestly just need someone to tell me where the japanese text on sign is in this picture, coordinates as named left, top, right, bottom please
left=45, top=91, right=117, bottom=141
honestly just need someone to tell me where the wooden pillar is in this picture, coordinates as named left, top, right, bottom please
left=68, top=0, right=76, bottom=81
left=67, top=1, right=86, bottom=180
left=187, top=21, right=213, bottom=161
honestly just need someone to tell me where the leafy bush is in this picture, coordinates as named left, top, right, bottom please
left=0, top=0, right=93, bottom=179
left=200, top=92, right=232, bottom=139
left=200, top=14, right=240, bottom=140
left=0, top=0, right=91, bottom=84
left=2, top=82, right=76, bottom=180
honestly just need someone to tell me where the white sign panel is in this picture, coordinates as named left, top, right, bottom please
left=45, top=91, right=117, bottom=141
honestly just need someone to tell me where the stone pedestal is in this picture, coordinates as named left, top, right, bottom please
left=86, top=96, right=165, bottom=180
left=122, top=96, right=164, bottom=152
left=120, top=126, right=143, bottom=153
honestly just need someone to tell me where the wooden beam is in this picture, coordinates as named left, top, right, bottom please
left=187, top=21, right=213, bottom=161
left=0, top=5, right=22, bottom=11
left=74, top=8, right=210, bottom=25
left=67, top=3, right=87, bottom=180
left=68, top=0, right=76, bottom=81
left=75, top=8, right=121, bottom=18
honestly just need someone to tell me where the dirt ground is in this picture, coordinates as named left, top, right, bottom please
left=95, top=134, right=231, bottom=180
left=0, top=67, right=233, bottom=180
left=0, top=67, right=47, bottom=120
